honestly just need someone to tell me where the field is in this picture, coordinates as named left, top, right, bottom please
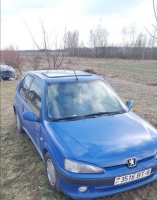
left=1, top=58, right=157, bottom=200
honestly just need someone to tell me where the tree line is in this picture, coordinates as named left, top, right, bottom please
left=64, top=24, right=157, bottom=60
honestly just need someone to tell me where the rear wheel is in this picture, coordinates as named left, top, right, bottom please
left=45, top=152, right=60, bottom=192
left=15, top=111, right=23, bottom=133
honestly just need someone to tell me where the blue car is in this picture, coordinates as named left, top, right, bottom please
left=13, top=70, right=157, bottom=199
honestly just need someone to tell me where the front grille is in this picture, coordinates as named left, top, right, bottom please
left=105, top=156, right=154, bottom=171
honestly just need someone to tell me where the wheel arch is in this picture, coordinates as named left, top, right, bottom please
left=13, top=103, right=17, bottom=114
left=42, top=143, right=58, bottom=167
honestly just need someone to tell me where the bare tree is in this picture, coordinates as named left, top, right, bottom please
left=148, top=28, right=157, bottom=59
left=23, top=19, right=66, bottom=69
left=121, top=25, right=136, bottom=58
left=26, top=49, right=42, bottom=70
left=65, top=30, right=79, bottom=56
left=128, top=24, right=136, bottom=47
left=121, top=26, right=129, bottom=58
left=78, top=40, right=85, bottom=57
left=120, top=24, right=148, bottom=59
left=1, top=45, right=25, bottom=74
left=145, top=0, right=157, bottom=40
left=152, top=0, right=157, bottom=36
left=135, top=32, right=147, bottom=59
left=40, top=20, right=66, bottom=69
left=128, top=24, right=137, bottom=58
left=89, top=23, right=109, bottom=58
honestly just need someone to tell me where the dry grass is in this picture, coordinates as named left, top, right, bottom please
left=1, top=58, right=157, bottom=200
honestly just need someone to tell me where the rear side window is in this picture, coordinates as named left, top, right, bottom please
left=20, top=75, right=33, bottom=100
left=27, top=78, right=42, bottom=117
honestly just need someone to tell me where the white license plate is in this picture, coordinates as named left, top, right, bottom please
left=114, top=168, right=151, bottom=185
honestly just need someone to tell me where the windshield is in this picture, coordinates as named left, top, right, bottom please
left=46, top=80, right=128, bottom=120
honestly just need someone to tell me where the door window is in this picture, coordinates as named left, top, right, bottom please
left=20, top=75, right=33, bottom=100
left=27, top=78, right=42, bottom=117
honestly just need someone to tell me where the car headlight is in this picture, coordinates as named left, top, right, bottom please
left=64, top=158, right=103, bottom=173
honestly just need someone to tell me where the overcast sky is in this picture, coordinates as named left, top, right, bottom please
left=1, top=0, right=156, bottom=50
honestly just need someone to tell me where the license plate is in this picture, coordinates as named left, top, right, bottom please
left=114, top=168, right=151, bottom=185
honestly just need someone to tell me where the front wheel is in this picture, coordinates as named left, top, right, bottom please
left=45, top=152, right=60, bottom=192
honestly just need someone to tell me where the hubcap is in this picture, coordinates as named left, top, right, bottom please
left=46, top=159, right=56, bottom=186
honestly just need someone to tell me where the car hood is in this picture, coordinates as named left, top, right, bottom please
left=51, top=112, right=157, bottom=167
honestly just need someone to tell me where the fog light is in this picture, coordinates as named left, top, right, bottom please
left=78, top=186, right=87, bottom=192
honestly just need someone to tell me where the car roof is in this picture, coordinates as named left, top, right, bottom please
left=0, top=64, right=15, bottom=72
left=25, top=70, right=102, bottom=82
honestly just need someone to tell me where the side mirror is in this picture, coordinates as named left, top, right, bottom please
left=23, top=112, right=39, bottom=122
left=126, top=100, right=133, bottom=109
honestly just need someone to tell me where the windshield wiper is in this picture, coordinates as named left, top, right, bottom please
left=84, top=110, right=125, bottom=117
left=51, top=110, right=125, bottom=121
left=51, top=115, right=96, bottom=122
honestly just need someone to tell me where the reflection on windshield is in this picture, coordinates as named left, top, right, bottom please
left=46, top=80, right=127, bottom=120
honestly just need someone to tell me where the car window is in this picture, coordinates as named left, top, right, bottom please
left=27, top=78, right=42, bottom=117
left=46, top=80, right=127, bottom=120
left=20, top=75, right=34, bottom=100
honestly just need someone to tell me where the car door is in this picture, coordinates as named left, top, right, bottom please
left=17, top=74, right=34, bottom=129
left=23, top=77, right=43, bottom=154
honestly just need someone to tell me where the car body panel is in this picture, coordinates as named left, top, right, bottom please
left=51, top=111, right=156, bottom=167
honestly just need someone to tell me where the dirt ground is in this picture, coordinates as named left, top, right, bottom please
left=1, top=58, right=157, bottom=200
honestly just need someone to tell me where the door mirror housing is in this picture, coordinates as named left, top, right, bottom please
left=126, top=100, right=133, bottom=109
left=23, top=112, right=39, bottom=122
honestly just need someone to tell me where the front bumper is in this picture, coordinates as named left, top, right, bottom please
left=56, top=159, right=157, bottom=199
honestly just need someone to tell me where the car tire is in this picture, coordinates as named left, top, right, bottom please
left=15, top=111, right=23, bottom=133
left=45, top=152, right=60, bottom=192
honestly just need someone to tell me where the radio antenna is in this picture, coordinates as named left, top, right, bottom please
left=74, top=70, right=78, bottom=81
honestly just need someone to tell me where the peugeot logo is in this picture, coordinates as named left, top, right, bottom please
left=127, top=157, right=136, bottom=167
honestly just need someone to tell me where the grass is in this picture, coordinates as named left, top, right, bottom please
left=1, top=58, right=157, bottom=200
